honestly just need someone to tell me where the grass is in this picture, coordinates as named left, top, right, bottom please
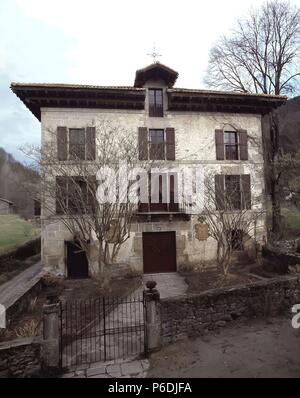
left=0, top=214, right=40, bottom=254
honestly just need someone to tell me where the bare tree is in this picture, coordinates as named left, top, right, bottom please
left=205, top=0, right=300, bottom=237
left=23, top=120, right=156, bottom=283
left=198, top=173, right=264, bottom=276
left=205, top=0, right=300, bottom=95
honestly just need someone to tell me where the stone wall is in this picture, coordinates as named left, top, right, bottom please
left=0, top=337, right=42, bottom=378
left=6, top=278, right=42, bottom=327
left=263, top=244, right=300, bottom=274
left=160, top=275, right=300, bottom=344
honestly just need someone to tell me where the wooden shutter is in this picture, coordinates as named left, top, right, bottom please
left=166, top=128, right=175, bottom=160
left=215, top=130, right=224, bottom=160
left=238, top=130, right=248, bottom=160
left=215, top=175, right=225, bottom=210
left=169, top=173, right=179, bottom=212
left=138, top=127, right=148, bottom=160
left=57, top=127, right=68, bottom=161
left=241, top=174, right=251, bottom=209
left=86, top=127, right=96, bottom=160
left=56, top=176, right=67, bottom=214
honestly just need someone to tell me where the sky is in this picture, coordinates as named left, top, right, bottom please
left=0, top=0, right=298, bottom=163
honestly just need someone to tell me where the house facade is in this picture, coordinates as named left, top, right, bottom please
left=11, top=63, right=286, bottom=278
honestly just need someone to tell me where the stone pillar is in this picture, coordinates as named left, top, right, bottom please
left=42, top=297, right=61, bottom=372
left=144, top=281, right=161, bottom=354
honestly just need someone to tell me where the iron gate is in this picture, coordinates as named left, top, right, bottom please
left=60, top=293, right=146, bottom=369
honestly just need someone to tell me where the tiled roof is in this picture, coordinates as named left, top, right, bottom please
left=168, top=88, right=286, bottom=100
left=11, top=82, right=144, bottom=91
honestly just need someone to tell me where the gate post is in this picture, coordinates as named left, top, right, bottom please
left=144, top=281, right=161, bottom=354
left=42, top=296, right=61, bottom=373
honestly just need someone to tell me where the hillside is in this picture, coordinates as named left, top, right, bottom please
left=0, top=148, right=40, bottom=218
left=278, top=95, right=300, bottom=153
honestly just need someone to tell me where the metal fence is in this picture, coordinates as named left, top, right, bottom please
left=60, top=293, right=146, bottom=368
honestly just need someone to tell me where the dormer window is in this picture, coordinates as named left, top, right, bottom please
left=149, top=88, right=163, bottom=117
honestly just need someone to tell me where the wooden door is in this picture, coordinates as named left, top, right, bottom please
left=142, top=232, right=176, bottom=273
left=66, top=241, right=89, bottom=279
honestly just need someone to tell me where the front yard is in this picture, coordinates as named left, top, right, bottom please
left=0, top=273, right=142, bottom=343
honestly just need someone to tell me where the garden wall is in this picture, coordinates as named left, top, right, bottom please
left=0, top=337, right=42, bottom=378
left=6, top=278, right=42, bottom=326
left=160, top=275, right=300, bottom=344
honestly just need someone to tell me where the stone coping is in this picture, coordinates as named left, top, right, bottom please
left=0, top=336, right=41, bottom=350
left=1, top=262, right=42, bottom=310
left=160, top=274, right=300, bottom=303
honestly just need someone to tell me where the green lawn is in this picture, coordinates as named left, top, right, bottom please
left=0, top=215, right=40, bottom=254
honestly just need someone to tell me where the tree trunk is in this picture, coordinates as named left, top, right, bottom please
left=97, top=242, right=110, bottom=288
left=270, top=173, right=282, bottom=237
left=267, top=111, right=282, bottom=238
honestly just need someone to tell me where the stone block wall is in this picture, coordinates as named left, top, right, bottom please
left=0, top=337, right=42, bottom=378
left=40, top=107, right=266, bottom=276
left=160, top=276, right=300, bottom=344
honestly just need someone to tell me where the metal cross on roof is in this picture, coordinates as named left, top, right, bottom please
left=147, top=45, right=162, bottom=63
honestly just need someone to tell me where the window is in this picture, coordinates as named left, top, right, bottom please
left=224, top=131, right=238, bottom=160
left=215, top=129, right=248, bottom=161
left=149, top=129, right=165, bottom=160
left=149, top=88, right=163, bottom=117
left=138, top=173, right=179, bottom=212
left=69, top=129, right=86, bottom=160
left=138, top=127, right=175, bottom=161
left=225, top=175, right=241, bottom=210
left=231, top=229, right=244, bottom=250
left=215, top=174, right=251, bottom=211
left=57, top=127, right=96, bottom=161
left=56, top=176, right=96, bottom=215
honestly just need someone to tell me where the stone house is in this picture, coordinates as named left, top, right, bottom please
left=11, top=62, right=286, bottom=278
left=0, top=198, right=13, bottom=215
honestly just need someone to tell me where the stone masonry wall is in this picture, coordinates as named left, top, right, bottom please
left=0, top=337, right=42, bottom=378
left=160, top=276, right=300, bottom=344
left=40, top=106, right=266, bottom=276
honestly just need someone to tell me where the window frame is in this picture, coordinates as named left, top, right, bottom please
left=149, top=129, right=166, bottom=160
left=68, top=128, right=86, bottom=160
left=224, top=175, right=242, bottom=210
left=224, top=131, right=239, bottom=161
left=56, top=176, right=95, bottom=215
left=148, top=88, right=164, bottom=117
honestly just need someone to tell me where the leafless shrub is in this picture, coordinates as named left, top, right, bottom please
left=15, top=319, right=42, bottom=338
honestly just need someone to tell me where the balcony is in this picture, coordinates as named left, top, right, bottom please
left=135, top=203, right=191, bottom=222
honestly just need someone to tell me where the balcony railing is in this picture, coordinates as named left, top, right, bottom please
left=135, top=202, right=192, bottom=221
